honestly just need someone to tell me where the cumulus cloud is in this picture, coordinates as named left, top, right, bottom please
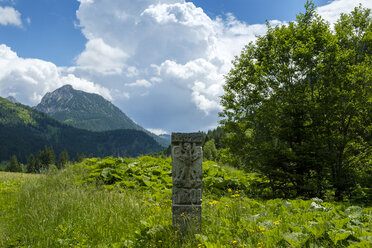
left=73, top=0, right=277, bottom=132
left=0, top=44, right=111, bottom=105
left=75, top=38, right=127, bottom=75
left=318, top=0, right=372, bottom=25
left=0, top=6, right=22, bottom=26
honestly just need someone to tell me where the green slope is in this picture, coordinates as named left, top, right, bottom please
left=0, top=97, right=162, bottom=162
left=35, top=85, right=170, bottom=147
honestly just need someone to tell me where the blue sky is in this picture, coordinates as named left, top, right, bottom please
left=0, top=0, right=370, bottom=134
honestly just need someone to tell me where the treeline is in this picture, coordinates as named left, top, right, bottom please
left=2, top=146, right=87, bottom=173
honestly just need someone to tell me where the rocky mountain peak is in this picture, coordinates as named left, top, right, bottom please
left=37, top=85, right=75, bottom=114
left=35, top=85, right=170, bottom=147
left=6, top=96, right=18, bottom=104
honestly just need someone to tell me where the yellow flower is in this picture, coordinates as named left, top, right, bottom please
left=232, top=240, right=238, bottom=244
left=274, top=221, right=280, bottom=226
left=180, top=212, right=184, bottom=216
left=158, top=240, right=162, bottom=243
left=231, top=194, right=240, bottom=198
left=209, top=200, right=218, bottom=205
left=249, top=229, right=255, bottom=233
left=228, top=188, right=232, bottom=193
left=259, top=226, right=265, bottom=231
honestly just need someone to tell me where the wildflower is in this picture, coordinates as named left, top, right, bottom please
left=197, top=244, right=203, bottom=247
left=259, top=226, right=265, bottom=231
left=232, top=240, right=238, bottom=244
left=274, top=221, right=280, bottom=226
left=158, top=240, right=162, bottom=243
left=228, top=188, right=232, bottom=193
left=249, top=229, right=255, bottom=233
left=180, top=212, right=185, bottom=216
left=209, top=200, right=218, bottom=205
left=231, top=194, right=240, bottom=198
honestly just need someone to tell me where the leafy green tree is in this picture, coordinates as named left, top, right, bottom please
left=220, top=2, right=371, bottom=199
left=57, top=149, right=69, bottom=169
left=5, top=155, right=22, bottom=172
left=26, top=154, right=36, bottom=173
left=204, top=139, right=218, bottom=161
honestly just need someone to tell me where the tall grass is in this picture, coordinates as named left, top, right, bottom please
left=0, top=167, right=179, bottom=247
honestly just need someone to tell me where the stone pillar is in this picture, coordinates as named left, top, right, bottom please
left=172, top=132, right=203, bottom=234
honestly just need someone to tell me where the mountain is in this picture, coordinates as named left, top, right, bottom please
left=6, top=96, right=18, bottom=104
left=35, top=85, right=170, bottom=147
left=0, top=97, right=162, bottom=162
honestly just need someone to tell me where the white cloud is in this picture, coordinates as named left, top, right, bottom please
left=75, top=38, right=127, bottom=75
left=0, top=44, right=111, bottom=105
left=147, top=128, right=168, bottom=135
left=125, top=79, right=152, bottom=88
left=318, top=0, right=372, bottom=25
left=0, top=6, right=22, bottom=26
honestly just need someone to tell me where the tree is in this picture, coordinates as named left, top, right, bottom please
left=37, top=146, right=55, bottom=170
left=220, top=2, right=371, bottom=199
left=5, top=155, right=22, bottom=172
left=26, top=154, right=36, bottom=173
left=57, top=149, right=69, bottom=169
left=204, top=139, right=217, bottom=161
left=74, top=153, right=86, bottom=163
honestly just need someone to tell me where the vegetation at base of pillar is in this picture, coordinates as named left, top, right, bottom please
left=1, top=156, right=371, bottom=247
left=220, top=2, right=371, bottom=200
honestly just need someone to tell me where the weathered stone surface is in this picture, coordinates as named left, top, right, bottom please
left=173, top=188, right=202, bottom=205
left=171, top=132, right=203, bottom=144
left=172, top=132, right=203, bottom=234
left=172, top=205, right=201, bottom=233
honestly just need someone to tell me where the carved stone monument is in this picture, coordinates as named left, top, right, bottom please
left=172, top=132, right=203, bottom=234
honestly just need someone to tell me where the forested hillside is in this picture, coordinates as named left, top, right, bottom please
left=0, top=97, right=162, bottom=162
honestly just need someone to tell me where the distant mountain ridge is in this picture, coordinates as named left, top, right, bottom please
left=35, top=85, right=170, bottom=147
left=0, top=97, right=162, bottom=162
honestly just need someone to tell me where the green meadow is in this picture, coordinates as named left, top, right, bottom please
left=0, top=156, right=371, bottom=247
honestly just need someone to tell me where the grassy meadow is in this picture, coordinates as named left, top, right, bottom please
left=0, top=157, right=371, bottom=247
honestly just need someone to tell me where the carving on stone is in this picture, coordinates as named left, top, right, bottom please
left=172, top=132, right=203, bottom=235
left=173, top=142, right=202, bottom=189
